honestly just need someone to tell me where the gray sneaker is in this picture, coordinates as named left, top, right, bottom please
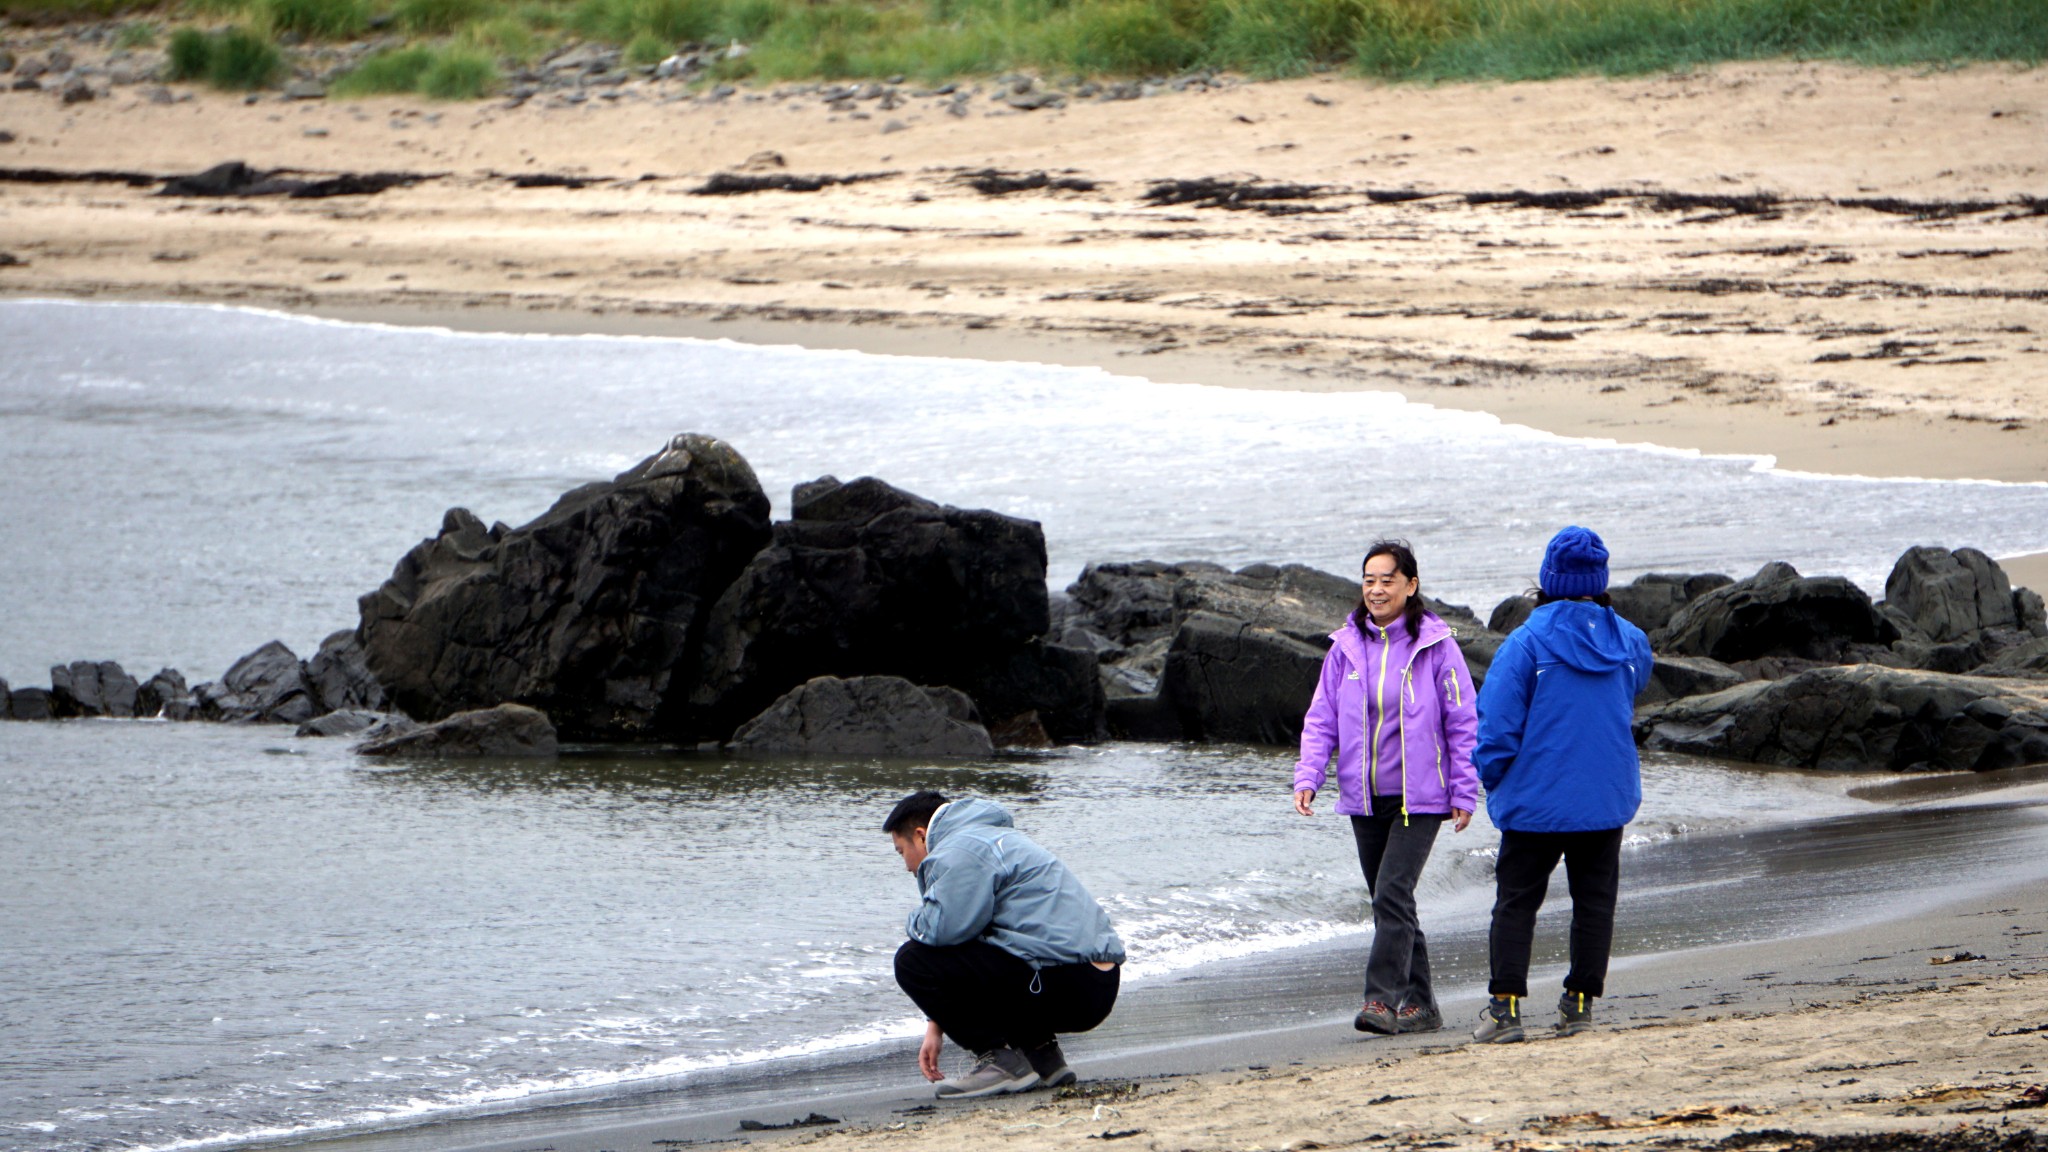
left=1026, top=1040, right=1076, bottom=1089
left=1471, top=996, right=1525, bottom=1044
left=1557, top=990, right=1594, bottom=1037
left=1396, top=1003, right=1443, bottom=1034
left=1353, top=1000, right=1397, bottom=1035
left=935, top=1046, right=1041, bottom=1099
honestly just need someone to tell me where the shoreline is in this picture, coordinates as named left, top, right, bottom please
left=284, top=774, right=2048, bottom=1152
left=7, top=60, right=2048, bottom=483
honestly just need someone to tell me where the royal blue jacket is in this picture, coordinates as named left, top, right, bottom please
left=1474, top=600, right=1653, bottom=833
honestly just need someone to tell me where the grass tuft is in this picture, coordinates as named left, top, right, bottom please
left=166, top=24, right=285, bottom=88
left=394, top=0, right=485, bottom=34
left=333, top=42, right=500, bottom=97
left=265, top=0, right=370, bottom=40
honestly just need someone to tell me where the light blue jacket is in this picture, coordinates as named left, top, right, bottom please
left=1475, top=600, right=1653, bottom=833
left=906, top=798, right=1126, bottom=968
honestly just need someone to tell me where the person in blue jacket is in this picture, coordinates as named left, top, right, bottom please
left=886, top=791, right=1126, bottom=1099
left=1470, top=526, right=1652, bottom=1044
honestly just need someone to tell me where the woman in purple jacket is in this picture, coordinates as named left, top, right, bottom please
left=1294, top=540, right=1480, bottom=1036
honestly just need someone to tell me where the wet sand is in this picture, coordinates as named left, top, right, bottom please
left=301, top=775, right=2048, bottom=1152
left=6, top=61, right=2048, bottom=481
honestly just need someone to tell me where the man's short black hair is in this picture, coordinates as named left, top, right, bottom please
left=883, top=791, right=948, bottom=835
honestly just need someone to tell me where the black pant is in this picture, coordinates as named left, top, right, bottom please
left=1350, top=801, right=1443, bottom=1010
left=1486, top=827, right=1624, bottom=998
left=894, top=939, right=1120, bottom=1056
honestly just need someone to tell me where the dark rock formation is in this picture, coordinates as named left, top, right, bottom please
left=358, top=434, right=773, bottom=740
left=1883, top=546, right=2021, bottom=643
left=297, top=710, right=417, bottom=740
left=1979, top=636, right=2048, bottom=677
left=691, top=475, right=1066, bottom=738
left=1161, top=610, right=1329, bottom=745
left=1065, top=560, right=1228, bottom=649
left=50, top=660, right=139, bottom=717
left=8, top=687, right=54, bottom=720
left=0, top=676, right=8, bottom=718
left=137, top=668, right=195, bottom=720
left=1637, top=665, right=2048, bottom=773
left=958, top=641, right=1104, bottom=744
left=729, top=675, right=994, bottom=758
left=1488, top=594, right=1534, bottom=636
left=1638, top=654, right=1747, bottom=706
left=1657, top=562, right=1897, bottom=663
left=195, top=641, right=317, bottom=724
left=356, top=703, right=558, bottom=758
left=304, top=630, right=387, bottom=714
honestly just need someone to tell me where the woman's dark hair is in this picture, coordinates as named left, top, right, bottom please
left=882, top=790, right=949, bottom=835
left=1355, top=539, right=1425, bottom=640
left=1532, top=588, right=1614, bottom=608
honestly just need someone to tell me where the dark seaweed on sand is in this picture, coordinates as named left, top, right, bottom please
left=1706, top=1128, right=2048, bottom=1152
left=691, top=171, right=895, bottom=195
left=961, top=169, right=1098, bottom=195
left=1143, top=177, right=1327, bottom=209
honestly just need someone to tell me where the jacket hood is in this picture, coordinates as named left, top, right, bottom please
left=925, top=797, right=1012, bottom=851
left=1520, top=600, right=1639, bottom=673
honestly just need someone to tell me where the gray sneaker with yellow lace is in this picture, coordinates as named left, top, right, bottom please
left=1557, top=990, right=1595, bottom=1037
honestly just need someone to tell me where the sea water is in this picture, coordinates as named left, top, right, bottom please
left=4, top=300, right=2048, bottom=683
left=3, top=300, right=2048, bottom=1152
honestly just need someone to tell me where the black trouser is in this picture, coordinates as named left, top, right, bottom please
left=1486, top=827, right=1624, bottom=999
left=1350, top=799, right=1443, bottom=1011
left=894, top=939, right=1120, bottom=1056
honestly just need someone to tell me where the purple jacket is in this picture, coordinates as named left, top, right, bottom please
left=1294, top=610, right=1481, bottom=817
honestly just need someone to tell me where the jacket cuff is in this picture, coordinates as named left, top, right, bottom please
left=1292, top=767, right=1324, bottom=793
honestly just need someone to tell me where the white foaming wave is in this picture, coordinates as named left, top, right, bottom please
left=115, top=1015, right=930, bottom=1152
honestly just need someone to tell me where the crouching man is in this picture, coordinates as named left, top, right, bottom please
left=885, top=790, right=1125, bottom=1099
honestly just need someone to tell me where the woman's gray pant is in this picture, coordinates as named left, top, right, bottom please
left=1350, top=803, right=1444, bottom=1010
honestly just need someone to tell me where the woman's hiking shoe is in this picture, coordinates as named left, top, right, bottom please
left=1471, top=996, right=1525, bottom=1044
left=1557, top=991, right=1595, bottom=1037
left=936, top=1047, right=1041, bottom=1099
left=1396, top=1004, right=1443, bottom=1034
left=1353, top=1001, right=1398, bottom=1035
left=1026, top=1040, right=1077, bottom=1089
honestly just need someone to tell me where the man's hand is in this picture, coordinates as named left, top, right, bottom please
left=1294, top=789, right=1316, bottom=816
left=918, top=1020, right=944, bottom=1082
left=1451, top=808, right=1472, bottom=833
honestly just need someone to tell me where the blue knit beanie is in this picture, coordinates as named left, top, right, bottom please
left=1540, top=526, right=1610, bottom=599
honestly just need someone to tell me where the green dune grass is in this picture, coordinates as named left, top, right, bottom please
left=12, top=0, right=2044, bottom=95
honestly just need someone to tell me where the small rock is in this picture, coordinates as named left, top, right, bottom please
left=145, top=85, right=175, bottom=105
left=47, top=49, right=74, bottom=72
left=740, top=149, right=785, bottom=170
left=303, top=127, right=328, bottom=137
left=137, top=668, right=195, bottom=720
left=60, top=78, right=94, bottom=104
left=7, top=687, right=55, bottom=721
left=356, top=703, right=558, bottom=758
left=283, top=79, right=326, bottom=100
left=730, top=676, right=993, bottom=758
left=11, top=77, right=41, bottom=92
left=242, top=93, right=260, bottom=105
left=50, top=660, right=139, bottom=717
left=297, top=709, right=416, bottom=739
left=881, top=118, right=907, bottom=134
left=0, top=50, right=15, bottom=74
left=0, top=130, right=14, bottom=144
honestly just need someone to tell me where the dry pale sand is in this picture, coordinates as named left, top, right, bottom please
left=4, top=60, right=2048, bottom=481
left=767, top=936, right=2048, bottom=1152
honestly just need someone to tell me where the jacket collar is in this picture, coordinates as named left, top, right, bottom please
left=1329, top=610, right=1453, bottom=664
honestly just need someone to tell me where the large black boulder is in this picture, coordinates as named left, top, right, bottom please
left=305, top=630, right=388, bottom=714
left=690, top=475, right=1065, bottom=739
left=1883, top=546, right=2021, bottom=643
left=730, top=675, right=994, bottom=758
left=196, top=641, right=318, bottom=724
left=50, top=660, right=140, bottom=718
left=1638, top=654, right=1747, bottom=706
left=1161, top=610, right=1329, bottom=744
left=1637, top=665, right=2048, bottom=773
left=356, top=703, right=558, bottom=758
left=1657, top=561, right=1896, bottom=663
left=358, top=434, right=773, bottom=739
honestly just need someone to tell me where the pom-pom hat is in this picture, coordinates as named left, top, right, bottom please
left=1540, top=526, right=1610, bottom=599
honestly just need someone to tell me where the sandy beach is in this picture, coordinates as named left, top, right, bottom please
left=4, top=59, right=2048, bottom=482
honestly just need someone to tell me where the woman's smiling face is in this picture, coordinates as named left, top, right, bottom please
left=1362, top=552, right=1418, bottom=626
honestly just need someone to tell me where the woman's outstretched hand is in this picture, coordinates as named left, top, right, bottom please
left=1294, top=789, right=1316, bottom=816
left=918, top=1020, right=944, bottom=1081
left=1451, top=808, right=1472, bottom=832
